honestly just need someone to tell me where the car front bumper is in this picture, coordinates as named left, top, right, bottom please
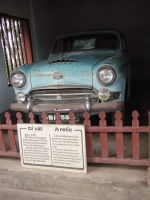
left=10, top=101, right=124, bottom=114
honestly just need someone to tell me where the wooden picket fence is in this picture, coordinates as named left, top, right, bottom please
left=0, top=110, right=150, bottom=186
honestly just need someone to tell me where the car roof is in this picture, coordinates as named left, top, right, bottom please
left=55, top=29, right=122, bottom=40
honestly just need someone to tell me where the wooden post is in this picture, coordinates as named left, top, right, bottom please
left=16, top=112, right=23, bottom=123
left=0, top=113, right=6, bottom=151
left=69, top=112, right=76, bottom=124
left=83, top=112, right=94, bottom=158
left=99, top=111, right=108, bottom=158
left=5, top=112, right=17, bottom=152
left=132, top=111, right=140, bottom=160
left=29, top=112, right=35, bottom=124
left=55, top=112, right=61, bottom=124
left=0, top=129, right=6, bottom=151
left=41, top=112, right=48, bottom=124
left=115, top=111, right=124, bottom=159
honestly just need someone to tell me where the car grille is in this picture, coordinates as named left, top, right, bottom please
left=31, top=88, right=97, bottom=102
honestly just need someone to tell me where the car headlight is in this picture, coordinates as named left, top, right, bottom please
left=98, top=88, right=110, bottom=101
left=15, top=92, right=26, bottom=103
left=97, top=66, right=116, bottom=85
left=11, top=72, right=26, bottom=88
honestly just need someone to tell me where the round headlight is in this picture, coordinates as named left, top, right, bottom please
left=15, top=92, right=26, bottom=103
left=98, top=89, right=110, bottom=101
left=97, top=66, right=116, bottom=85
left=11, top=72, right=26, bottom=88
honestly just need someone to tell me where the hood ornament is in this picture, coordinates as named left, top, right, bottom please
left=53, top=72, right=63, bottom=80
left=60, top=53, right=64, bottom=61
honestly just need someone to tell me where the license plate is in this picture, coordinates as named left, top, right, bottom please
left=47, top=113, right=79, bottom=121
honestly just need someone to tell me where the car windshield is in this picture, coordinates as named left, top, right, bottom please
left=51, top=33, right=119, bottom=55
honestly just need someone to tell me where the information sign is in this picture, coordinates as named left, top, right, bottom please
left=17, top=124, right=87, bottom=173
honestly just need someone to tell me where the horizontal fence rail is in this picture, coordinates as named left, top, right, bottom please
left=0, top=110, right=150, bottom=186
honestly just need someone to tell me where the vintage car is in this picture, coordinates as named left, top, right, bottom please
left=10, top=30, right=133, bottom=122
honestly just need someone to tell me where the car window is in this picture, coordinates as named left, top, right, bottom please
left=52, top=33, right=119, bottom=54
left=73, top=39, right=96, bottom=50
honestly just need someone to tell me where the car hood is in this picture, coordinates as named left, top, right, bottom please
left=30, top=52, right=113, bottom=88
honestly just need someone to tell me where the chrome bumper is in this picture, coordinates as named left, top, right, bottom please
left=10, top=101, right=124, bottom=113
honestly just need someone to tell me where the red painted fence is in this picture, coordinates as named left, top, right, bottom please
left=0, top=111, right=150, bottom=186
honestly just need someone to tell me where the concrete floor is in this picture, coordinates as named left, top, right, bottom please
left=0, top=187, right=90, bottom=200
left=0, top=158, right=150, bottom=200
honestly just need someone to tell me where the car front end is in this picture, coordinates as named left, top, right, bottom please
left=10, top=30, right=132, bottom=121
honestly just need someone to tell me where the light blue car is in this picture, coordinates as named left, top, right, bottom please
left=10, top=30, right=133, bottom=122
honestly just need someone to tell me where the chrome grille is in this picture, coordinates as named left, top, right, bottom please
left=33, top=94, right=87, bottom=101
left=31, top=88, right=97, bottom=102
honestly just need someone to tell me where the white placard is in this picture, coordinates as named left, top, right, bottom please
left=17, top=124, right=87, bottom=173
